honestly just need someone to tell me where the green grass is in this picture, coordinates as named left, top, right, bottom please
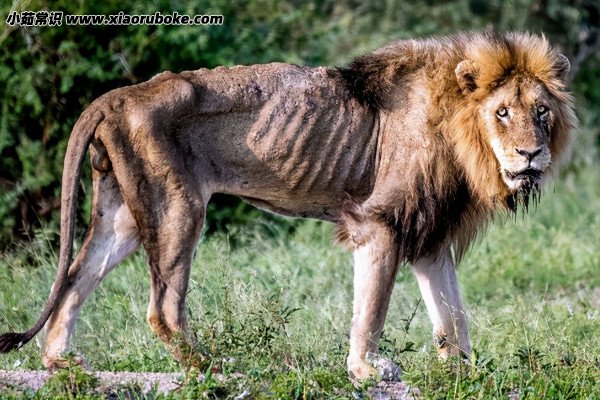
left=1, top=166, right=599, bottom=399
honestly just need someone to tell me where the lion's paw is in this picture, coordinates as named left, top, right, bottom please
left=348, top=358, right=378, bottom=386
left=42, top=353, right=89, bottom=372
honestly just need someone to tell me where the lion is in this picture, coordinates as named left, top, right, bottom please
left=0, top=31, right=576, bottom=384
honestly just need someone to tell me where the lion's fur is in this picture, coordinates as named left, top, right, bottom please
left=0, top=31, right=577, bottom=380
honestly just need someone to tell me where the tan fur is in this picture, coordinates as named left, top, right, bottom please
left=0, top=32, right=577, bottom=384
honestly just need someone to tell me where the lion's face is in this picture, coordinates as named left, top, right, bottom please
left=479, top=78, right=555, bottom=194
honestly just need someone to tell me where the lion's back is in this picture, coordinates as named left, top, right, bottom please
left=179, top=63, right=350, bottom=114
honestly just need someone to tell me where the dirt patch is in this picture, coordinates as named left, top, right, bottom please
left=0, top=370, right=183, bottom=394
left=0, top=370, right=418, bottom=399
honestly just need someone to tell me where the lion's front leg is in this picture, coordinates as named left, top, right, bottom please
left=411, top=251, right=471, bottom=359
left=347, top=224, right=400, bottom=384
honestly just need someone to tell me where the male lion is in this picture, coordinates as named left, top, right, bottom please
left=0, top=32, right=576, bottom=383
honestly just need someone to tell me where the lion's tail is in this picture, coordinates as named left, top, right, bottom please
left=0, top=106, right=104, bottom=353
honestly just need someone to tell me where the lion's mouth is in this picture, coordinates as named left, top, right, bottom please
left=504, top=168, right=542, bottom=182
left=502, top=168, right=543, bottom=193
left=503, top=168, right=544, bottom=212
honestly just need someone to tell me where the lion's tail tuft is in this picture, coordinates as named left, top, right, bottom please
left=0, top=332, right=30, bottom=353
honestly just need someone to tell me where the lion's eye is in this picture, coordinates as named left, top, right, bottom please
left=496, top=107, right=509, bottom=118
left=537, top=105, right=548, bottom=116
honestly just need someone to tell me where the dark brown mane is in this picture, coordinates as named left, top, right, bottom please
left=336, top=40, right=428, bottom=110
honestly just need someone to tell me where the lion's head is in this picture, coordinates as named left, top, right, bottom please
left=449, top=32, right=577, bottom=208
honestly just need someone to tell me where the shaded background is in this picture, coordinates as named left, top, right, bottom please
left=0, top=0, right=598, bottom=255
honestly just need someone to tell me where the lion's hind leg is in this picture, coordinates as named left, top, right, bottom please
left=43, top=169, right=141, bottom=369
left=97, top=98, right=209, bottom=368
left=141, top=195, right=206, bottom=368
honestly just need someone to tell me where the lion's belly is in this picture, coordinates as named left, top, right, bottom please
left=239, top=195, right=340, bottom=221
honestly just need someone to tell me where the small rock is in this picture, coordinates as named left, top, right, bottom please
left=365, top=352, right=402, bottom=382
left=367, top=381, right=416, bottom=400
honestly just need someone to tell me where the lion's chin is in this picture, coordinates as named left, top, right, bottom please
left=502, top=168, right=542, bottom=194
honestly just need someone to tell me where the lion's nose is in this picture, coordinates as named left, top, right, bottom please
left=515, top=147, right=542, bottom=162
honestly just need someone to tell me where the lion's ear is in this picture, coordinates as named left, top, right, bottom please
left=455, top=60, right=479, bottom=93
left=553, top=54, right=571, bottom=82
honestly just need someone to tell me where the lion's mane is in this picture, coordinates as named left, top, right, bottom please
left=335, top=32, right=577, bottom=262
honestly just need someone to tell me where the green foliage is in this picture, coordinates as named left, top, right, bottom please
left=36, top=357, right=100, bottom=399
left=168, top=369, right=228, bottom=400
left=405, top=346, right=600, bottom=399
